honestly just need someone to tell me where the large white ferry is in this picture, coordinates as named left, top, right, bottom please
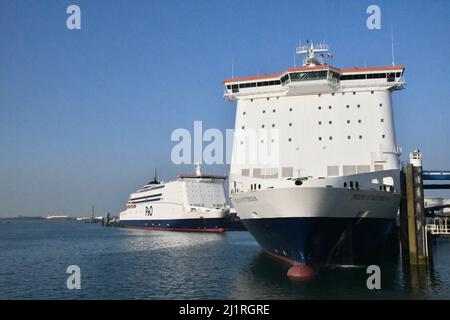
left=224, top=41, right=405, bottom=277
left=119, top=165, right=229, bottom=232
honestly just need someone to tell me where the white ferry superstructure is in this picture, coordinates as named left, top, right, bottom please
left=224, top=41, right=405, bottom=276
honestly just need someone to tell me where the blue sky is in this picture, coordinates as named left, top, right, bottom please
left=0, top=0, right=449, bottom=217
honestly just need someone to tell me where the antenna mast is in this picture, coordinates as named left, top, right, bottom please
left=391, top=26, right=396, bottom=66
left=296, top=40, right=329, bottom=67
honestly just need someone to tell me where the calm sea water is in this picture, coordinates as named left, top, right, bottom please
left=0, top=220, right=449, bottom=299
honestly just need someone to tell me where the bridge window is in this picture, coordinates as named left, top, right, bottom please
left=387, top=73, right=396, bottom=82
left=367, top=73, right=386, bottom=79
left=329, top=71, right=340, bottom=82
left=239, top=82, right=257, bottom=89
left=289, top=70, right=328, bottom=81
left=340, top=74, right=366, bottom=80
left=281, top=74, right=290, bottom=84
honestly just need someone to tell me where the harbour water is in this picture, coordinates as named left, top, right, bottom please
left=0, top=220, right=449, bottom=299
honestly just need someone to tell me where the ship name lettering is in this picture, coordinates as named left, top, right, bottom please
left=351, top=194, right=390, bottom=201
left=234, top=196, right=258, bottom=203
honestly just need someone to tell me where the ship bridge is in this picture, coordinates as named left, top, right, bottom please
left=224, top=41, right=405, bottom=100
left=224, top=65, right=405, bottom=100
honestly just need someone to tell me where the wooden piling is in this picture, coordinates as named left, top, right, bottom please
left=399, top=169, right=409, bottom=257
left=399, top=164, right=430, bottom=266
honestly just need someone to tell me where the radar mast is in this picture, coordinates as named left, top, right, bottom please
left=296, top=41, right=330, bottom=67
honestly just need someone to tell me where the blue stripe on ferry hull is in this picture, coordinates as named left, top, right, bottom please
left=242, top=217, right=396, bottom=266
left=121, top=218, right=225, bottom=232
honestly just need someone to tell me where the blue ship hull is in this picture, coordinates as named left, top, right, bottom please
left=242, top=217, right=396, bottom=266
left=121, top=218, right=226, bottom=232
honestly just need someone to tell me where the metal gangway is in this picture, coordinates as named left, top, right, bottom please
left=426, top=217, right=450, bottom=235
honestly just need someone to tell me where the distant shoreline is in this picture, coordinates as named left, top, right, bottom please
left=0, top=216, right=46, bottom=221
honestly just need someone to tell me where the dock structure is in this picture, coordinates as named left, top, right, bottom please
left=399, top=150, right=450, bottom=266
left=426, top=217, right=450, bottom=235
